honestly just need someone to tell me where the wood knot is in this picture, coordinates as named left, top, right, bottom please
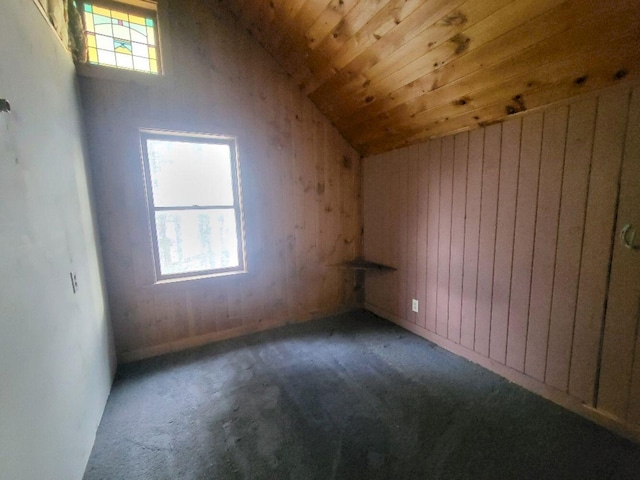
left=441, top=11, right=468, bottom=26
left=365, top=95, right=375, bottom=104
left=450, top=34, right=470, bottom=54
left=456, top=97, right=470, bottom=106
left=614, top=69, right=628, bottom=80
left=575, top=75, right=588, bottom=85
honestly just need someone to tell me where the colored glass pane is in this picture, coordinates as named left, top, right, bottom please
left=85, top=12, right=94, bottom=30
left=114, top=42, right=132, bottom=54
left=88, top=47, right=98, bottom=63
left=92, top=5, right=110, bottom=16
left=82, top=2, right=159, bottom=74
left=147, top=26, right=155, bottom=45
left=93, top=14, right=112, bottom=25
left=129, top=14, right=145, bottom=25
left=112, top=24, right=131, bottom=40
left=112, top=10, right=127, bottom=21
left=130, top=28, right=147, bottom=44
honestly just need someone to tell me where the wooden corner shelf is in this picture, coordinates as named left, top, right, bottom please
left=328, top=258, right=396, bottom=271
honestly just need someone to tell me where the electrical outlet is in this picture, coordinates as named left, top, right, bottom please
left=411, top=299, right=419, bottom=313
left=70, top=272, right=78, bottom=294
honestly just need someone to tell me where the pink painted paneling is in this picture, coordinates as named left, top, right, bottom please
left=570, top=89, right=630, bottom=405
left=545, top=98, right=596, bottom=392
left=437, top=137, right=454, bottom=337
left=596, top=87, right=638, bottom=418
left=475, top=124, right=501, bottom=357
left=426, top=139, right=441, bottom=332
left=613, top=87, right=640, bottom=427
left=506, top=113, right=543, bottom=372
left=416, top=143, right=430, bottom=328
left=363, top=83, right=640, bottom=436
left=448, top=132, right=469, bottom=344
left=525, top=106, right=568, bottom=381
left=406, top=146, right=419, bottom=323
left=363, top=151, right=404, bottom=316
left=489, top=118, right=521, bottom=364
left=460, top=129, right=484, bottom=349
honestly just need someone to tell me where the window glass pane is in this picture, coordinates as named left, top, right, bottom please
left=83, top=2, right=158, bottom=74
left=155, top=209, right=239, bottom=275
left=146, top=139, right=234, bottom=207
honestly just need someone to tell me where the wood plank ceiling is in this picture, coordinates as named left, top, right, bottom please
left=225, top=0, right=640, bottom=156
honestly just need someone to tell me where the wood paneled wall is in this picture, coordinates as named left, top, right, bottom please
left=364, top=83, right=640, bottom=439
left=79, top=0, right=362, bottom=362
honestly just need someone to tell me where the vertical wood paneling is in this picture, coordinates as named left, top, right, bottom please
left=597, top=88, right=638, bottom=418
left=475, top=124, right=501, bottom=357
left=426, top=138, right=441, bottom=332
left=570, top=89, right=630, bottom=405
left=614, top=87, right=640, bottom=426
left=437, top=137, right=454, bottom=337
left=364, top=151, right=404, bottom=316
left=416, top=143, right=430, bottom=328
left=460, top=129, right=484, bottom=349
left=525, top=106, right=568, bottom=381
left=544, top=98, right=596, bottom=392
left=395, top=148, right=410, bottom=318
left=448, top=132, right=468, bottom=344
left=630, top=331, right=640, bottom=426
left=363, top=83, right=640, bottom=438
left=406, top=146, right=419, bottom=323
left=489, top=118, right=520, bottom=364
left=506, top=113, right=543, bottom=372
left=81, top=0, right=362, bottom=361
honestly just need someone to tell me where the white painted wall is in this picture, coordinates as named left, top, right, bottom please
left=0, top=1, right=115, bottom=479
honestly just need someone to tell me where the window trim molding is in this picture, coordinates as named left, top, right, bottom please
left=139, top=128, right=248, bottom=283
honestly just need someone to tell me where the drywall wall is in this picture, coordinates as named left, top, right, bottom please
left=78, top=0, right=362, bottom=362
left=363, top=83, right=640, bottom=440
left=0, top=2, right=115, bottom=479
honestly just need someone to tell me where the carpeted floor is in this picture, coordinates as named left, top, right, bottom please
left=84, top=310, right=640, bottom=479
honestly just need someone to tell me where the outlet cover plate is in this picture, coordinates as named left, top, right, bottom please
left=411, top=299, right=419, bottom=313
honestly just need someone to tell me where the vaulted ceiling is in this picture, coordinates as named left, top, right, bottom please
left=226, top=0, right=640, bottom=156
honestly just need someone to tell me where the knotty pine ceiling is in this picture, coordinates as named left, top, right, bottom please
left=226, top=0, right=640, bottom=156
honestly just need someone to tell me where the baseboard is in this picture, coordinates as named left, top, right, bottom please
left=118, top=303, right=361, bottom=363
left=364, top=302, right=640, bottom=444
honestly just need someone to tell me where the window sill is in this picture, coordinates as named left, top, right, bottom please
left=75, top=62, right=172, bottom=88
left=142, top=269, right=249, bottom=292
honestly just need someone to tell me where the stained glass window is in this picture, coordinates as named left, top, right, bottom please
left=82, top=2, right=159, bottom=74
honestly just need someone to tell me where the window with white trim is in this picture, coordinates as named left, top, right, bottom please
left=140, top=130, right=246, bottom=281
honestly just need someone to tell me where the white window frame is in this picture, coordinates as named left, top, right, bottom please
left=139, top=129, right=247, bottom=282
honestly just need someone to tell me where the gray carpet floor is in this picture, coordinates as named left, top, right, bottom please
left=84, top=310, right=640, bottom=479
